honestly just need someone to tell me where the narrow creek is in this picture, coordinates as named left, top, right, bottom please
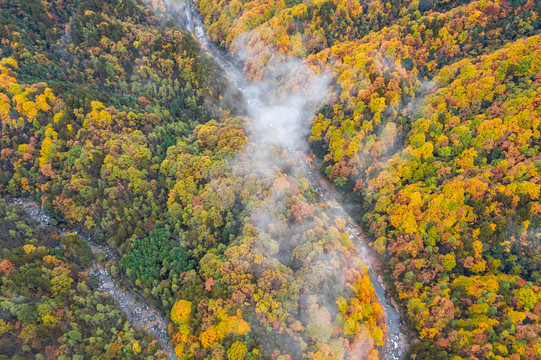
left=179, top=1, right=408, bottom=359
left=8, top=198, right=177, bottom=360
left=291, top=151, right=407, bottom=359
left=7, top=3, right=407, bottom=359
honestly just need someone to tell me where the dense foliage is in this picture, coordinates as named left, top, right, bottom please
left=0, top=199, right=165, bottom=359
left=163, top=141, right=387, bottom=358
left=4, top=0, right=540, bottom=357
left=0, top=0, right=387, bottom=358
left=193, top=0, right=541, bottom=358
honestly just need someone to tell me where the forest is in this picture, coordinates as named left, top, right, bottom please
left=0, top=0, right=540, bottom=358
left=0, top=199, right=166, bottom=359
left=193, top=0, right=541, bottom=358
left=0, top=0, right=385, bottom=358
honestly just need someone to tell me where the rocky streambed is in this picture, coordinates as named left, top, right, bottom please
left=8, top=198, right=178, bottom=360
left=179, top=1, right=408, bottom=357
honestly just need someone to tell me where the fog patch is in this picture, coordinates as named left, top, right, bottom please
left=244, top=59, right=331, bottom=154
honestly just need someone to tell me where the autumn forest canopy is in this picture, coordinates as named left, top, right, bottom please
left=0, top=0, right=540, bottom=359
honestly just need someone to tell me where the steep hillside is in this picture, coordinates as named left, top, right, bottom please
left=0, top=0, right=388, bottom=359
left=193, top=0, right=541, bottom=358
left=0, top=199, right=166, bottom=359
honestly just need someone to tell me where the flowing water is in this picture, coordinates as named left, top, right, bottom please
left=292, top=152, right=407, bottom=359
left=178, top=2, right=408, bottom=359
left=8, top=198, right=178, bottom=360
left=6, top=3, right=407, bottom=359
